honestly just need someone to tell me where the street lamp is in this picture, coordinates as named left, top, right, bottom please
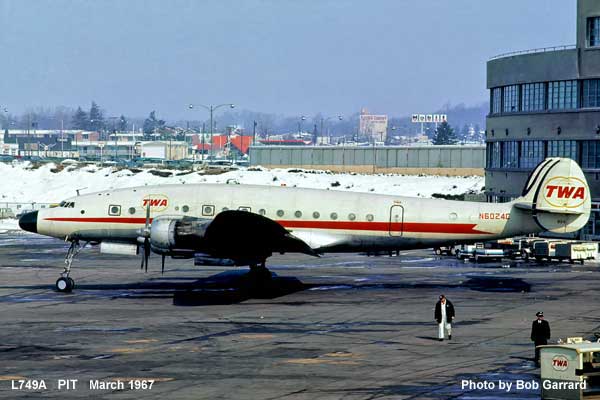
left=188, top=103, right=235, bottom=161
left=298, top=115, right=306, bottom=135
left=319, top=114, right=343, bottom=146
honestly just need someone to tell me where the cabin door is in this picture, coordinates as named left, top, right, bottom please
left=389, top=205, right=404, bottom=237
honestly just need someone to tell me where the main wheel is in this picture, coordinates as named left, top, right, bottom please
left=56, top=277, right=73, bottom=292
left=67, top=277, right=75, bottom=290
left=434, top=248, right=442, bottom=255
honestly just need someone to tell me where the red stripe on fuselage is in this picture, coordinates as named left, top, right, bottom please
left=43, top=217, right=491, bottom=235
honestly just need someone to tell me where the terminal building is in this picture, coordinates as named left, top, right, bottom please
left=485, top=0, right=600, bottom=238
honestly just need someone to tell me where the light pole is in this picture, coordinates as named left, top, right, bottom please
left=188, top=103, right=235, bottom=162
left=319, top=114, right=342, bottom=146
left=298, top=115, right=306, bottom=136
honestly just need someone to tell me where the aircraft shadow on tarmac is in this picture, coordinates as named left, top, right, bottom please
left=0, top=271, right=531, bottom=306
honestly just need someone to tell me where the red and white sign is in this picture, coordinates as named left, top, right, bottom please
left=551, top=355, right=569, bottom=371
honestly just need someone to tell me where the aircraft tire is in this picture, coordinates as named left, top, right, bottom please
left=56, top=277, right=73, bottom=293
left=68, top=277, right=75, bottom=290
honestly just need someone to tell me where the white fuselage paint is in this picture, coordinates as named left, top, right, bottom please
left=37, top=184, right=541, bottom=252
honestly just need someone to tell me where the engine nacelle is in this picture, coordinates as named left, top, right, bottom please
left=149, top=217, right=212, bottom=254
left=149, top=218, right=178, bottom=253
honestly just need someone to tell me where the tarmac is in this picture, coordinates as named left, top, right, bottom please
left=1, top=231, right=600, bottom=399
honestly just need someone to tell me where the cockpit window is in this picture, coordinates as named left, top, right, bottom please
left=60, top=201, right=76, bottom=208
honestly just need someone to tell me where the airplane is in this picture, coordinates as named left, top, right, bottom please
left=18, top=157, right=591, bottom=292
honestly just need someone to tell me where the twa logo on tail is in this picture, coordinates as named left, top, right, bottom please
left=543, top=177, right=587, bottom=208
left=141, top=194, right=169, bottom=211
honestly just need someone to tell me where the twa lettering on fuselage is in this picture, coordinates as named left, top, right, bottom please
left=141, top=194, right=169, bottom=211
left=543, top=176, right=587, bottom=208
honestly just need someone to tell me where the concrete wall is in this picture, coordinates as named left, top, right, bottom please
left=249, top=146, right=485, bottom=175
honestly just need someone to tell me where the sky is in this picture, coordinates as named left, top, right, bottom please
left=0, top=0, right=576, bottom=121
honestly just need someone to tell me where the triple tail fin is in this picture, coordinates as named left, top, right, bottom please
left=513, top=158, right=591, bottom=233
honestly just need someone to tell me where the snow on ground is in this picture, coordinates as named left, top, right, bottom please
left=0, top=218, right=19, bottom=232
left=0, top=162, right=484, bottom=204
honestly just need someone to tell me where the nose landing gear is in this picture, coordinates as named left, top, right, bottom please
left=56, top=241, right=85, bottom=292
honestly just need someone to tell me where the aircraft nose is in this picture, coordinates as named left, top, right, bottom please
left=19, top=210, right=38, bottom=233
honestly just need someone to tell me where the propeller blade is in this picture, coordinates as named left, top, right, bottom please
left=145, top=203, right=150, bottom=229
left=161, top=255, right=165, bottom=274
left=144, top=238, right=150, bottom=273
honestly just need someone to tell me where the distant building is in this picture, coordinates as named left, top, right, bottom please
left=140, top=141, right=188, bottom=160
left=359, top=108, right=388, bottom=142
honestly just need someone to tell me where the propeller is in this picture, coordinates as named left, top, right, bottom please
left=139, top=204, right=151, bottom=272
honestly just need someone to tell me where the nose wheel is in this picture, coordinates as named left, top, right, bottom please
left=56, top=277, right=75, bottom=292
left=55, top=240, right=84, bottom=293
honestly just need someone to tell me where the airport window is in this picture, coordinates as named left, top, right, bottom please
left=312, top=211, right=320, bottom=219
left=108, top=205, right=121, bottom=216
left=182, top=205, right=189, bottom=213
left=548, top=80, right=578, bottom=110
left=588, top=17, right=600, bottom=47
left=330, top=212, right=338, bottom=220
left=521, top=83, right=545, bottom=112
left=258, top=209, right=266, bottom=216
left=501, top=141, right=519, bottom=169
left=491, top=87, right=502, bottom=114
left=502, top=85, right=519, bottom=113
left=202, top=205, right=215, bottom=216
left=486, top=142, right=501, bottom=169
left=348, top=213, right=356, bottom=221
left=366, top=214, right=374, bottom=222
left=277, top=209, right=284, bottom=217
left=583, top=79, right=600, bottom=108
left=581, top=141, right=600, bottom=169
left=128, top=207, right=136, bottom=215
left=548, top=140, right=578, bottom=160
left=520, top=140, right=545, bottom=169
left=294, top=210, right=302, bottom=218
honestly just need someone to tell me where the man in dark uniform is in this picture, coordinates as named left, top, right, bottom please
left=530, top=311, right=551, bottom=367
left=434, top=294, right=455, bottom=341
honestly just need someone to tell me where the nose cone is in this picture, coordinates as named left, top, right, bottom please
left=19, top=211, right=38, bottom=233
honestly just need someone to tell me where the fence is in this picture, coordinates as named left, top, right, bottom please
left=0, top=202, right=55, bottom=219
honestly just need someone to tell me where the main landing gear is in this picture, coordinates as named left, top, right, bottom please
left=56, top=241, right=85, bottom=292
left=248, top=261, right=272, bottom=281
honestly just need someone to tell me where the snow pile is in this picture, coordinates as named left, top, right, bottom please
left=0, top=162, right=484, bottom=204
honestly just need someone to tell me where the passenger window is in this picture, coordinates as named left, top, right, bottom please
left=294, top=210, right=302, bottom=218
left=313, top=211, right=320, bottom=219
left=330, top=212, right=338, bottom=220
left=258, top=209, right=266, bottom=216
left=182, top=205, right=190, bottom=213
left=348, top=213, right=356, bottom=221
left=366, top=214, right=374, bottom=222
left=239, top=206, right=251, bottom=212
left=202, top=205, right=215, bottom=216
left=222, top=207, right=229, bottom=212
left=277, top=210, right=284, bottom=217
left=108, top=205, right=121, bottom=216
left=128, top=207, right=136, bottom=215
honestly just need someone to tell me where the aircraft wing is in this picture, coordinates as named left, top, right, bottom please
left=154, top=210, right=319, bottom=265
